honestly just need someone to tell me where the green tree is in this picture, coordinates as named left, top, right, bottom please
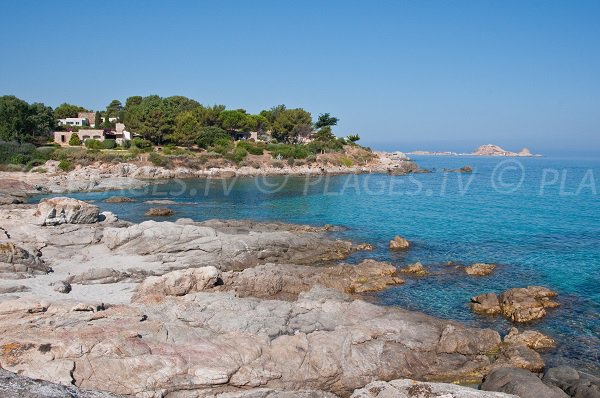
left=346, top=134, right=360, bottom=144
left=54, top=103, right=88, bottom=120
left=196, top=126, right=230, bottom=149
left=171, top=111, right=202, bottom=146
left=105, top=100, right=123, bottom=119
left=271, top=108, right=313, bottom=143
left=68, top=134, right=82, bottom=146
left=218, top=110, right=255, bottom=133
left=94, top=111, right=102, bottom=128
left=0, top=96, right=54, bottom=143
left=0, top=95, right=32, bottom=142
left=314, top=126, right=335, bottom=141
left=26, top=103, right=54, bottom=142
left=315, top=113, right=339, bottom=129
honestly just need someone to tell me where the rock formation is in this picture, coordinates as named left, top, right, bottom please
left=389, top=235, right=410, bottom=250
left=470, top=286, right=559, bottom=322
left=465, top=263, right=496, bottom=276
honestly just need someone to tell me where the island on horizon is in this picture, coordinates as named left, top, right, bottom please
left=409, top=144, right=542, bottom=157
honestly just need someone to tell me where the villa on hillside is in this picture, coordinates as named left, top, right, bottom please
left=54, top=123, right=135, bottom=145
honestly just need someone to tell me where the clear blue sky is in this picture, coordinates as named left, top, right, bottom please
left=1, top=0, right=599, bottom=155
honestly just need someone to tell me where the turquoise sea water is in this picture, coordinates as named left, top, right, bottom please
left=33, top=156, right=600, bottom=373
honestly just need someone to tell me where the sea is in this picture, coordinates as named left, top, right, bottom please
left=32, top=155, right=600, bottom=373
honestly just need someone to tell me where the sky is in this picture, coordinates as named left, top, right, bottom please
left=1, top=0, right=599, bottom=155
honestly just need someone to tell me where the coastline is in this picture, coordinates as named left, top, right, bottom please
left=0, top=159, right=597, bottom=397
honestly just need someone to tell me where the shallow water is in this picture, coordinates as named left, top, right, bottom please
left=33, top=155, right=600, bottom=373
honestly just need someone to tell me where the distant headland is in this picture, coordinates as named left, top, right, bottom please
left=409, top=144, right=541, bottom=157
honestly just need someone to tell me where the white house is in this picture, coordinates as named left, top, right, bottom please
left=57, top=117, right=89, bottom=127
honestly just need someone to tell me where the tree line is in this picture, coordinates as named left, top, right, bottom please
left=0, top=95, right=355, bottom=148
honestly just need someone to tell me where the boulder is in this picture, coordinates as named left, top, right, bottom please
left=51, top=281, right=71, bottom=294
left=504, top=327, right=556, bottom=350
left=98, top=211, right=119, bottom=223
left=471, top=293, right=502, bottom=315
left=482, top=367, right=569, bottom=398
left=0, top=242, right=49, bottom=276
left=543, top=366, right=600, bottom=398
left=144, top=207, right=174, bottom=217
left=471, top=286, right=559, bottom=322
left=35, top=197, right=100, bottom=226
left=499, top=286, right=559, bottom=322
left=351, top=379, right=517, bottom=397
left=399, top=262, right=428, bottom=276
left=132, top=266, right=220, bottom=301
left=445, top=165, right=474, bottom=173
left=389, top=235, right=410, bottom=250
left=465, top=263, right=496, bottom=276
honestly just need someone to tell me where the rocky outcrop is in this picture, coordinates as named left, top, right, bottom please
left=465, top=263, right=496, bottom=276
left=34, top=197, right=100, bottom=226
left=144, top=207, right=174, bottom=217
left=482, top=368, right=570, bottom=398
left=445, top=166, right=474, bottom=173
left=132, top=266, right=220, bottom=301
left=543, top=366, right=600, bottom=398
left=101, top=220, right=354, bottom=271
left=0, top=242, right=49, bottom=277
left=0, top=367, right=124, bottom=398
left=399, top=262, right=428, bottom=276
left=351, top=379, right=517, bottom=397
left=471, top=286, right=559, bottom=322
left=504, top=327, right=556, bottom=349
left=473, top=145, right=538, bottom=157
left=0, top=287, right=508, bottom=397
left=389, top=235, right=410, bottom=250
left=104, top=196, right=136, bottom=203
left=220, top=260, right=404, bottom=299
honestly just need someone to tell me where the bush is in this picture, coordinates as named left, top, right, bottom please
left=149, top=152, right=172, bottom=168
left=68, top=134, right=82, bottom=146
left=58, top=159, right=73, bottom=172
left=266, top=144, right=309, bottom=159
left=132, top=138, right=153, bottom=150
left=84, top=139, right=103, bottom=149
left=102, top=139, right=117, bottom=149
left=237, top=141, right=264, bottom=155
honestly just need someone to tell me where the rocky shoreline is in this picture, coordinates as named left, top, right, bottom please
left=0, top=151, right=421, bottom=206
left=0, top=195, right=597, bottom=397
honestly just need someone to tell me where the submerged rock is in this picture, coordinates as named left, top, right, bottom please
left=144, top=207, right=174, bottom=217
left=465, top=263, right=496, bottom=276
left=104, top=196, right=136, bottom=203
left=399, top=262, right=428, bottom=276
left=35, top=197, right=100, bottom=226
left=389, top=235, right=410, bottom=250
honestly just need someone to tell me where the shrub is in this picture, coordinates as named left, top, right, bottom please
left=149, top=152, right=172, bottom=168
left=132, top=138, right=153, bottom=150
left=58, top=160, right=73, bottom=172
left=237, top=141, right=264, bottom=155
left=340, top=156, right=354, bottom=167
left=84, top=139, right=104, bottom=149
left=102, top=139, right=117, bottom=149
left=68, top=134, right=82, bottom=146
